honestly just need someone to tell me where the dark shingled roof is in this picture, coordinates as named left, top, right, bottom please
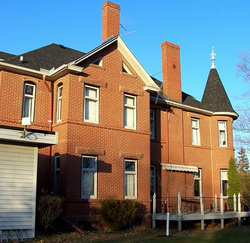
left=201, top=68, right=236, bottom=113
left=0, top=51, right=16, bottom=60
left=151, top=69, right=236, bottom=115
left=2, top=44, right=85, bottom=71
left=151, top=76, right=204, bottom=109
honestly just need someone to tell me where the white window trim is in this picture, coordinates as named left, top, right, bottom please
left=220, top=169, right=228, bottom=198
left=124, top=94, right=137, bottom=130
left=22, top=83, right=36, bottom=122
left=150, top=165, right=156, bottom=196
left=218, top=121, right=228, bottom=147
left=150, top=109, right=156, bottom=139
left=191, top=118, right=200, bottom=145
left=56, top=85, right=63, bottom=122
left=84, top=85, right=99, bottom=124
left=194, top=168, right=202, bottom=198
left=124, top=159, right=137, bottom=199
left=54, top=156, right=60, bottom=197
left=81, top=155, right=97, bottom=199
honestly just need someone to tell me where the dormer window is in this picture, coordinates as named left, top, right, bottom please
left=122, top=63, right=132, bottom=74
left=91, top=57, right=102, bottom=66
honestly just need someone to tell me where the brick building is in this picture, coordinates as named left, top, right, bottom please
left=0, top=1, right=237, bottom=231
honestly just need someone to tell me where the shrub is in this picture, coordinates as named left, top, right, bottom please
left=228, top=157, right=241, bottom=210
left=99, top=199, right=137, bottom=231
left=37, top=190, right=64, bottom=231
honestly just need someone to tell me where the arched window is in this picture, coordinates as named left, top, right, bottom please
left=22, top=81, right=36, bottom=123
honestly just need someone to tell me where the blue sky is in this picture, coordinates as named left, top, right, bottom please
left=1, top=0, right=249, bottom=108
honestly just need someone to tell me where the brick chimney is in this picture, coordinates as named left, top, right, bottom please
left=161, top=41, right=182, bottom=102
left=102, top=1, right=120, bottom=42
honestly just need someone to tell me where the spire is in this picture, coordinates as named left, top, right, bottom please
left=201, top=68, right=237, bottom=117
left=211, top=46, right=216, bottom=69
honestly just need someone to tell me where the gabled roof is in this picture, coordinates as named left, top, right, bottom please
left=72, top=36, right=160, bottom=91
left=0, top=51, right=16, bottom=60
left=2, top=44, right=85, bottom=71
left=201, top=68, right=236, bottom=114
left=0, top=37, right=160, bottom=91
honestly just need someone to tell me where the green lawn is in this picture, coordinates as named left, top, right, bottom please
left=33, top=224, right=250, bottom=243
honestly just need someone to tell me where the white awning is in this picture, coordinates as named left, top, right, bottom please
left=161, top=163, right=198, bottom=173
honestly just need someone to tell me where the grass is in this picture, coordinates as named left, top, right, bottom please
left=32, top=223, right=250, bottom=243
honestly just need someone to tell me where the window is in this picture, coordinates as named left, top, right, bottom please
left=54, top=156, right=60, bottom=197
left=194, top=169, right=202, bottom=197
left=82, top=155, right=97, bottom=199
left=91, top=57, right=102, bottom=66
left=22, top=82, right=36, bottom=122
left=56, top=84, right=63, bottom=122
left=218, top=121, right=228, bottom=147
left=191, top=118, right=200, bottom=145
left=150, top=165, right=156, bottom=197
left=221, top=170, right=228, bottom=197
left=124, top=159, right=137, bottom=199
left=150, top=109, right=155, bottom=139
left=124, top=94, right=136, bottom=129
left=84, top=85, right=99, bottom=123
left=122, top=63, right=132, bottom=74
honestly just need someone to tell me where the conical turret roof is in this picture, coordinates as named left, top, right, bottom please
left=201, top=68, right=236, bottom=114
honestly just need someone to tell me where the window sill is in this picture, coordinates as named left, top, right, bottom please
left=125, top=196, right=137, bottom=200
left=81, top=196, right=97, bottom=200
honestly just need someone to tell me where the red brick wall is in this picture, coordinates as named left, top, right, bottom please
left=150, top=102, right=235, bottom=204
left=161, top=41, right=182, bottom=102
left=102, top=1, right=120, bottom=41
left=51, top=44, right=151, bottom=217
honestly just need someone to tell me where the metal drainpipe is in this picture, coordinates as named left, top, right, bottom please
left=43, top=75, right=53, bottom=190
left=166, top=105, right=170, bottom=202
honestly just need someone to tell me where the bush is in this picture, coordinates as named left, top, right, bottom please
left=37, top=190, right=64, bottom=231
left=99, top=199, right=137, bottom=231
left=228, top=157, right=241, bottom=210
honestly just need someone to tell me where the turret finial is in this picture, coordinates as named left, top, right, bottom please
left=211, top=46, right=216, bottom=69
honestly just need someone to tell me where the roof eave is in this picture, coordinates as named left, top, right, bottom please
left=0, top=62, right=83, bottom=80
left=213, top=111, right=239, bottom=120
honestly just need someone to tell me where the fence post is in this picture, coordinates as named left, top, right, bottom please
left=152, top=193, right=156, bottom=229
left=220, top=193, right=224, bottom=228
left=178, top=192, right=182, bottom=232
left=234, top=194, right=237, bottom=212
left=200, top=195, right=205, bottom=230
left=166, top=212, right=170, bottom=236
left=238, top=193, right=241, bottom=227
left=215, top=194, right=218, bottom=212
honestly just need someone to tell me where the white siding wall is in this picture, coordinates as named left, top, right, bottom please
left=0, top=143, right=37, bottom=240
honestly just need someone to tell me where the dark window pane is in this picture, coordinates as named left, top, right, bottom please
left=125, top=161, right=135, bottom=171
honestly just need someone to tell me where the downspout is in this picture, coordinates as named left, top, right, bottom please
left=43, top=75, right=53, bottom=190
left=166, top=105, right=170, bottom=205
